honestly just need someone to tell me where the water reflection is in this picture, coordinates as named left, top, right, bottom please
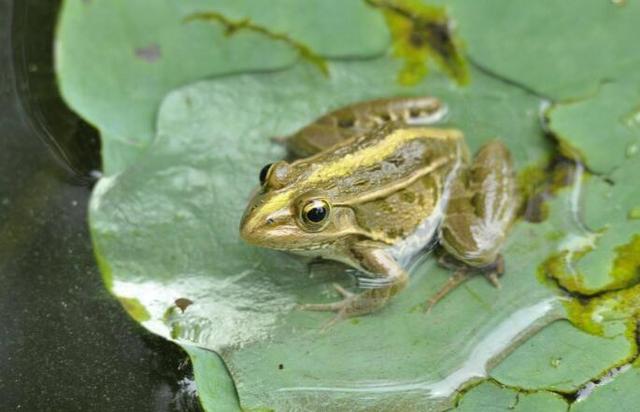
left=276, top=298, right=561, bottom=399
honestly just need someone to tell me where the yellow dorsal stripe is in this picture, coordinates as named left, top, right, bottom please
left=257, top=127, right=461, bottom=216
left=304, top=127, right=461, bottom=186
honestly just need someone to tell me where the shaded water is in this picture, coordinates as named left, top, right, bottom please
left=0, top=1, right=198, bottom=410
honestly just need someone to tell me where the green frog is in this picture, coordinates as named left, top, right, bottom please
left=240, top=97, right=518, bottom=323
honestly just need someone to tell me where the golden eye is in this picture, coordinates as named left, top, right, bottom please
left=300, top=199, right=331, bottom=231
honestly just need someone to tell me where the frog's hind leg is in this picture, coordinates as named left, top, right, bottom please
left=276, top=97, right=446, bottom=158
left=440, top=140, right=518, bottom=270
left=424, top=266, right=472, bottom=314
left=481, top=254, right=504, bottom=289
left=424, top=254, right=503, bottom=314
left=425, top=141, right=517, bottom=311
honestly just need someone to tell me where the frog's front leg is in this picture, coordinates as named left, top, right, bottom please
left=428, top=140, right=518, bottom=309
left=299, top=241, right=408, bottom=323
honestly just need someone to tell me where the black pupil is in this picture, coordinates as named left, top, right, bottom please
left=259, top=163, right=272, bottom=185
left=306, top=204, right=327, bottom=223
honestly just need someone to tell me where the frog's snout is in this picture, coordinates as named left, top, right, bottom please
left=239, top=205, right=277, bottom=246
left=239, top=207, right=261, bottom=244
left=240, top=203, right=297, bottom=248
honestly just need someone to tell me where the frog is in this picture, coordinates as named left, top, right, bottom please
left=239, top=97, right=518, bottom=324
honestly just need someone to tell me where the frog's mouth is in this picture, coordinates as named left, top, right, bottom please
left=240, top=206, right=295, bottom=246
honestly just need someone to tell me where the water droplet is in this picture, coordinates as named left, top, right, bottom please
left=624, top=106, right=640, bottom=128
left=626, top=142, right=638, bottom=158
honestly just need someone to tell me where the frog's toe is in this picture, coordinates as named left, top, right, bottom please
left=320, top=309, right=350, bottom=331
left=331, top=282, right=354, bottom=298
left=424, top=268, right=471, bottom=314
left=299, top=296, right=368, bottom=330
left=480, top=255, right=504, bottom=289
left=483, top=272, right=502, bottom=289
left=297, top=300, right=348, bottom=312
left=297, top=283, right=356, bottom=312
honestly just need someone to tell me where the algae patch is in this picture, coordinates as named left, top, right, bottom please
left=542, top=234, right=640, bottom=296
left=563, top=283, right=640, bottom=338
left=186, top=11, right=328, bottom=75
left=118, top=296, right=151, bottom=322
left=610, top=235, right=640, bottom=291
left=367, top=0, right=468, bottom=85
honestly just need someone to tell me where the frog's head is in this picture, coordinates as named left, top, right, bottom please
left=240, top=160, right=356, bottom=253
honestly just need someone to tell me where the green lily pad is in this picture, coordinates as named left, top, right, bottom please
left=538, top=65, right=640, bottom=296
left=491, top=320, right=634, bottom=392
left=454, top=381, right=568, bottom=412
left=183, top=345, right=241, bottom=411
left=564, top=282, right=640, bottom=337
left=571, top=364, right=640, bottom=412
left=90, top=59, right=569, bottom=410
left=54, top=0, right=640, bottom=410
left=446, top=0, right=640, bottom=100
left=55, top=0, right=389, bottom=174
left=540, top=126, right=640, bottom=295
left=548, top=82, right=640, bottom=173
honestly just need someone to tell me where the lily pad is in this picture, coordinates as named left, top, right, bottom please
left=454, top=381, right=568, bottom=412
left=183, top=345, right=241, bottom=411
left=545, top=156, right=640, bottom=295
left=534, top=46, right=640, bottom=296
left=491, top=320, right=634, bottom=392
left=446, top=0, right=640, bottom=99
left=54, top=0, right=640, bottom=410
left=55, top=0, right=389, bottom=174
left=90, top=59, right=568, bottom=410
left=548, top=81, right=640, bottom=173
left=571, top=364, right=640, bottom=412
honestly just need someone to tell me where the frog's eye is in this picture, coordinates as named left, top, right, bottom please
left=259, top=163, right=273, bottom=185
left=300, top=199, right=331, bottom=231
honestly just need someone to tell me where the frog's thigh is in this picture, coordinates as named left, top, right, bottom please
left=283, top=122, right=358, bottom=158
left=441, top=140, right=518, bottom=268
left=282, top=102, right=373, bottom=157
left=283, top=97, right=445, bottom=157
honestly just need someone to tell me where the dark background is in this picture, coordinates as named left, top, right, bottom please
left=0, top=1, right=200, bottom=410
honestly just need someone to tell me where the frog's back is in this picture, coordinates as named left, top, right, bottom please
left=291, top=123, right=468, bottom=244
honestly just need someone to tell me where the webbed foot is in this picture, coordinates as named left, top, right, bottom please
left=298, top=283, right=388, bottom=329
left=425, top=255, right=505, bottom=313
left=423, top=268, right=471, bottom=314
left=481, top=254, right=504, bottom=289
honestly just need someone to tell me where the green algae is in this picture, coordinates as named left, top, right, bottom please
left=117, top=296, right=151, bottom=322
left=368, top=0, right=468, bottom=85
left=610, top=235, right=640, bottom=288
left=628, top=207, right=640, bottom=220
left=542, top=234, right=640, bottom=296
left=185, top=11, right=329, bottom=76
left=563, top=283, right=640, bottom=337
